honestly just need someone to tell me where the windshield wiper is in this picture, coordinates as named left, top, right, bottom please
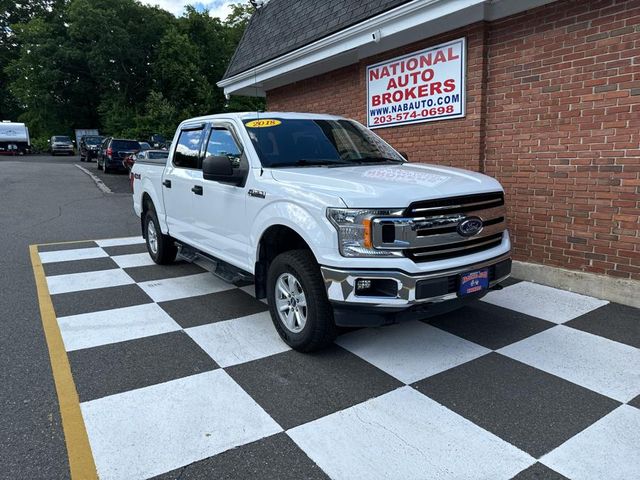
left=349, top=156, right=405, bottom=164
left=268, top=159, right=349, bottom=168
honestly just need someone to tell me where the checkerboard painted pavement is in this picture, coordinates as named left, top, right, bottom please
left=37, top=236, right=640, bottom=480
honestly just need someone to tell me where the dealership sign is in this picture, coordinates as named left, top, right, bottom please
left=367, top=38, right=466, bottom=129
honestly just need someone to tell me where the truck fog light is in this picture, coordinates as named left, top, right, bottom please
left=355, top=278, right=398, bottom=297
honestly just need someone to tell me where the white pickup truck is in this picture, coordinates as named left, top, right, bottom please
left=132, top=112, right=511, bottom=351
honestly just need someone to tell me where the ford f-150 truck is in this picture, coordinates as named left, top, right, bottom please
left=132, top=112, right=511, bottom=351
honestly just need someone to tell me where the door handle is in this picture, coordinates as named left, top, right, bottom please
left=162, top=179, right=171, bottom=188
left=191, top=185, right=203, bottom=196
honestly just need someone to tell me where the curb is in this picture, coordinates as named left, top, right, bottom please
left=74, top=164, right=112, bottom=194
left=513, top=260, right=640, bottom=309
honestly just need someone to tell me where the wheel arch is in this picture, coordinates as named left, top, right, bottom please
left=254, top=224, right=315, bottom=299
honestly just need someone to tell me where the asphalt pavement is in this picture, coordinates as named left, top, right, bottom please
left=79, top=157, right=133, bottom=194
left=0, top=154, right=138, bottom=479
left=2, top=154, right=638, bottom=480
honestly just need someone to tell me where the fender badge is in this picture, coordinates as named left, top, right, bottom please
left=248, top=189, right=266, bottom=199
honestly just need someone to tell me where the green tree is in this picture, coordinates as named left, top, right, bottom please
left=4, top=0, right=259, bottom=139
left=0, top=0, right=65, bottom=120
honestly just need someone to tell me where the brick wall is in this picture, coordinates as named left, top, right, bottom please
left=266, top=0, right=640, bottom=279
left=484, top=0, right=640, bottom=279
left=268, top=23, right=489, bottom=171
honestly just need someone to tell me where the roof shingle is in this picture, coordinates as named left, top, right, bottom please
left=223, top=0, right=414, bottom=79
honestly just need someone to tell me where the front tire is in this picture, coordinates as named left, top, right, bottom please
left=144, top=209, right=177, bottom=265
left=267, top=250, right=337, bottom=352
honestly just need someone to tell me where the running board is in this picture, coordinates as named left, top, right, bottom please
left=176, top=243, right=254, bottom=284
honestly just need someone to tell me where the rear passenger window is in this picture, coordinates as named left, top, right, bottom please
left=173, top=129, right=203, bottom=169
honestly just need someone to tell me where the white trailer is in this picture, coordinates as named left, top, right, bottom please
left=0, top=121, right=30, bottom=155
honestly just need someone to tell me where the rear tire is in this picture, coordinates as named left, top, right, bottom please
left=103, top=162, right=110, bottom=173
left=97, top=159, right=102, bottom=170
left=267, top=250, right=337, bottom=352
left=144, top=209, right=177, bottom=265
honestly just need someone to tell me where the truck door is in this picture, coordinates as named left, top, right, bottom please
left=191, top=122, right=250, bottom=272
left=162, top=125, right=205, bottom=245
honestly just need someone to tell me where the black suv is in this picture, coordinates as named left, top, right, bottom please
left=79, top=135, right=104, bottom=162
left=97, top=138, right=141, bottom=173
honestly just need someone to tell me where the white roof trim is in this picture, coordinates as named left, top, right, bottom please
left=219, top=0, right=557, bottom=96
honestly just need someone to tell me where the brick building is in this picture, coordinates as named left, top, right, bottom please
left=219, top=0, right=640, bottom=302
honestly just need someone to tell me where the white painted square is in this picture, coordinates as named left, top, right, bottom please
left=336, top=320, right=490, bottom=384
left=39, top=247, right=107, bottom=264
left=138, top=272, right=233, bottom=303
left=186, top=311, right=289, bottom=367
left=81, top=370, right=282, bottom=480
left=482, top=282, right=608, bottom=323
left=542, top=405, right=640, bottom=480
left=95, top=236, right=145, bottom=247
left=499, top=326, right=640, bottom=402
left=111, top=252, right=156, bottom=269
left=46, top=269, right=134, bottom=295
left=288, top=386, right=534, bottom=480
left=58, top=303, right=181, bottom=351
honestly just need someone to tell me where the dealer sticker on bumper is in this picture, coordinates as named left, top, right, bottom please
left=459, top=268, right=489, bottom=296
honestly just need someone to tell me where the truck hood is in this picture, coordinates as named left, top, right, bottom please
left=269, top=163, right=503, bottom=208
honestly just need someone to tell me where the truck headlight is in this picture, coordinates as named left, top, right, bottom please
left=327, top=208, right=403, bottom=257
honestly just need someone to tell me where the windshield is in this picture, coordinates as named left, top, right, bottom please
left=53, top=136, right=71, bottom=142
left=243, top=118, right=404, bottom=168
left=84, top=136, right=103, bottom=145
left=139, top=142, right=151, bottom=150
left=112, top=140, right=140, bottom=150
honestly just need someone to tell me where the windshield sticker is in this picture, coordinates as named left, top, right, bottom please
left=245, top=119, right=282, bottom=128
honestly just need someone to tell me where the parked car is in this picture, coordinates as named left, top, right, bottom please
left=97, top=138, right=140, bottom=173
left=49, top=135, right=75, bottom=155
left=132, top=112, right=511, bottom=352
left=79, top=135, right=104, bottom=162
left=122, top=142, right=152, bottom=170
left=149, top=134, right=166, bottom=149
left=124, top=149, right=168, bottom=171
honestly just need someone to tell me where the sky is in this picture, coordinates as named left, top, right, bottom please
left=139, top=0, right=237, bottom=18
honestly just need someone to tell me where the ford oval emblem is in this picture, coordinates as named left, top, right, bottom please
left=457, top=217, right=483, bottom=237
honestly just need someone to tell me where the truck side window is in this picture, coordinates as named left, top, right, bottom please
left=205, top=127, right=243, bottom=170
left=173, top=128, right=203, bottom=169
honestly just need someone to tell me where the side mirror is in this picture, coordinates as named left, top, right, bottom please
left=399, top=151, right=409, bottom=161
left=203, top=155, right=233, bottom=181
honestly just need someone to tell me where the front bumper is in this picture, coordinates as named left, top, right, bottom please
left=321, top=253, right=511, bottom=326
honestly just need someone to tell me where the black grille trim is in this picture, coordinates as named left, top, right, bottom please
left=406, top=233, right=504, bottom=262
left=405, top=192, right=505, bottom=217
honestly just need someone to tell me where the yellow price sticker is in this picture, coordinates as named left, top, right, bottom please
left=245, top=119, right=282, bottom=128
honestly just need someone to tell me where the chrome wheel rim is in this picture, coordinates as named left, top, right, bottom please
left=275, top=273, right=307, bottom=333
left=147, top=220, right=158, bottom=255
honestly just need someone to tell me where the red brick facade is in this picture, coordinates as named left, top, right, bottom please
left=267, top=0, right=640, bottom=280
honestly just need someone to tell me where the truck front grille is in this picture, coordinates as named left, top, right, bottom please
left=371, top=192, right=507, bottom=262
left=406, top=232, right=504, bottom=262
